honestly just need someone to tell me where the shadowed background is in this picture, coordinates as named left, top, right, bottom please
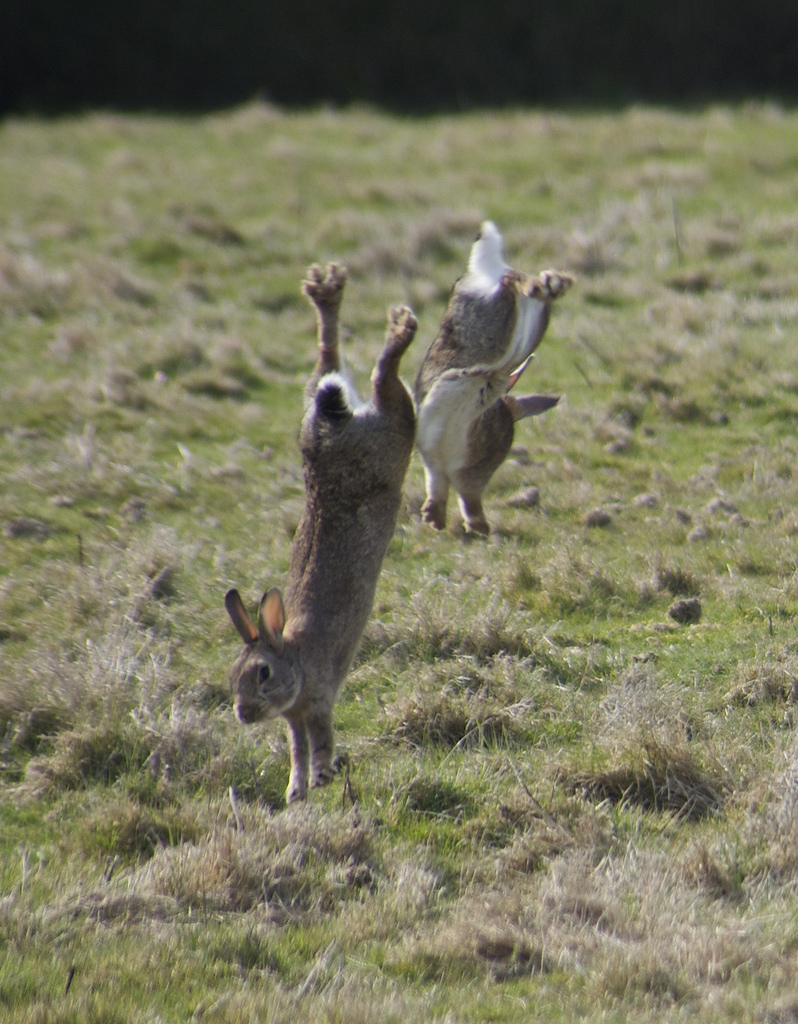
left=3, top=0, right=798, bottom=114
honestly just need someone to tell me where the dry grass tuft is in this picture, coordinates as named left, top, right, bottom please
left=724, top=658, right=798, bottom=707
left=559, top=732, right=725, bottom=820
left=746, top=735, right=798, bottom=882
left=484, top=791, right=609, bottom=872
left=387, top=688, right=529, bottom=750
left=681, top=842, right=741, bottom=901
left=392, top=774, right=473, bottom=817
left=534, top=546, right=622, bottom=617
left=762, top=998, right=798, bottom=1024
left=653, top=560, right=703, bottom=597
left=50, top=891, right=182, bottom=926
left=0, top=683, right=66, bottom=759
left=385, top=660, right=536, bottom=750
left=73, top=794, right=207, bottom=860
left=134, top=804, right=377, bottom=915
left=24, top=722, right=140, bottom=792
left=21, top=704, right=290, bottom=807
left=403, top=894, right=555, bottom=982
left=403, top=583, right=539, bottom=662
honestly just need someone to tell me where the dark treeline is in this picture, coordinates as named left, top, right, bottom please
left=3, top=0, right=798, bottom=115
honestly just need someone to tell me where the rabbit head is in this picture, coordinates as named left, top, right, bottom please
left=225, top=588, right=301, bottom=723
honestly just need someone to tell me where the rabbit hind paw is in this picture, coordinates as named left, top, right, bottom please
left=302, top=262, right=347, bottom=309
left=526, top=269, right=573, bottom=301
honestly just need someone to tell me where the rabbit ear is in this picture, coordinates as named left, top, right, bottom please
left=258, top=588, right=285, bottom=653
left=225, top=589, right=258, bottom=644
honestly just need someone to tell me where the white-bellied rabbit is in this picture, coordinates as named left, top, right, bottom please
left=415, top=220, right=572, bottom=534
left=225, top=263, right=417, bottom=803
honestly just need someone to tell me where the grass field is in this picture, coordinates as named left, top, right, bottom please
left=3, top=101, right=798, bottom=1022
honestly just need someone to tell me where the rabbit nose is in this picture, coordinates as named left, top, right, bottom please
left=235, top=703, right=260, bottom=724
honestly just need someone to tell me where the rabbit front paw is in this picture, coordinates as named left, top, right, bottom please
left=286, top=780, right=308, bottom=804
left=310, top=766, right=336, bottom=789
left=421, top=497, right=447, bottom=531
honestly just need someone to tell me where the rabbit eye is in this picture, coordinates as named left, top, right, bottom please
left=258, top=665, right=271, bottom=684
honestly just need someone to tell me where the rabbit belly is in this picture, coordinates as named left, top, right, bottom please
left=417, top=372, right=502, bottom=477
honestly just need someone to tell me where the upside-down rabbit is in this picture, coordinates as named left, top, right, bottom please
left=415, top=221, right=571, bottom=534
left=225, top=263, right=417, bottom=803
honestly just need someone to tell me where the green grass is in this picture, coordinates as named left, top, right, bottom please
left=3, top=100, right=798, bottom=1021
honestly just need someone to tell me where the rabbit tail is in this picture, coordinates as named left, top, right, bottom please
left=315, top=372, right=357, bottom=421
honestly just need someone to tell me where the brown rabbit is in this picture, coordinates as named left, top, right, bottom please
left=225, top=263, right=417, bottom=803
left=415, top=220, right=572, bottom=534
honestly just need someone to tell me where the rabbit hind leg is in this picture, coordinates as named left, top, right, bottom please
left=303, top=262, right=348, bottom=378
left=372, top=304, right=417, bottom=416
left=524, top=269, right=573, bottom=301
left=374, top=305, right=417, bottom=381
left=452, top=402, right=516, bottom=534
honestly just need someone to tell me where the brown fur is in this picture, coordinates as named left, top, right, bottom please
left=415, top=283, right=521, bottom=402
left=226, top=264, right=416, bottom=803
left=414, top=225, right=570, bottom=535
